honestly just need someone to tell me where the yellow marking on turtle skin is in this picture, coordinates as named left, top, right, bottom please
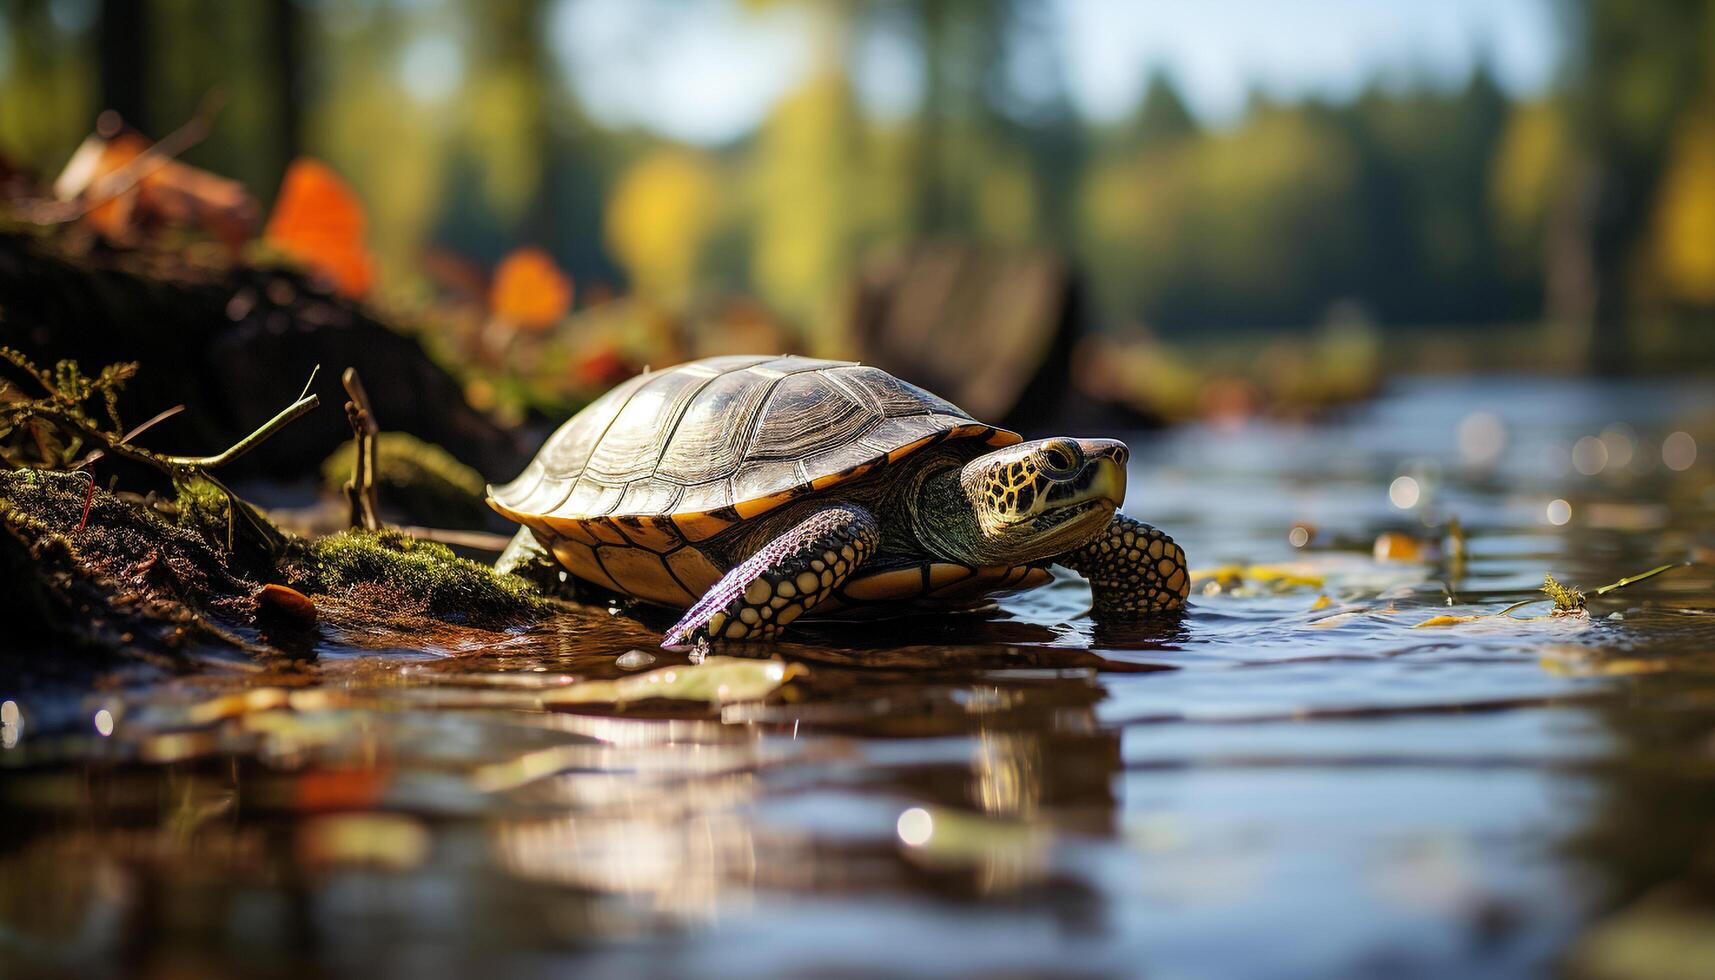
left=545, top=518, right=602, bottom=547
left=778, top=581, right=797, bottom=598
left=795, top=571, right=819, bottom=593
left=744, top=579, right=772, bottom=605
left=670, top=511, right=737, bottom=544
left=732, top=492, right=790, bottom=521
left=725, top=622, right=749, bottom=639
left=808, top=458, right=880, bottom=490
left=928, top=564, right=973, bottom=589
left=666, top=547, right=723, bottom=596
left=596, top=546, right=697, bottom=605
left=769, top=595, right=789, bottom=609
left=1156, top=558, right=1177, bottom=577
left=740, top=608, right=761, bottom=625
left=708, top=612, right=728, bottom=634
left=585, top=520, right=628, bottom=546
left=550, top=539, right=623, bottom=593
left=615, top=516, right=683, bottom=552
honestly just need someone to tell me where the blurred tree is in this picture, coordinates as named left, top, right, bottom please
left=1558, top=0, right=1712, bottom=369
left=1130, top=70, right=1197, bottom=149
left=98, top=0, right=148, bottom=135
left=606, top=147, right=721, bottom=305
left=1651, top=100, right=1715, bottom=306
left=0, top=1, right=98, bottom=172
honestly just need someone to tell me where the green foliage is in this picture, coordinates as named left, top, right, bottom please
left=0, top=347, right=138, bottom=468
left=1542, top=573, right=1587, bottom=613
left=305, top=528, right=551, bottom=621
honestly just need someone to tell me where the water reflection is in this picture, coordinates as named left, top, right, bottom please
left=2, top=376, right=1713, bottom=975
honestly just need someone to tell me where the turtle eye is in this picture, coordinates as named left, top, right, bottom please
left=1040, top=442, right=1078, bottom=473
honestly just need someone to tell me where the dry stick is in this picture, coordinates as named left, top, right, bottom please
left=398, top=526, right=514, bottom=552
left=341, top=368, right=382, bottom=530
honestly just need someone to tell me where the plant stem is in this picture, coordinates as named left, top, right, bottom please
left=164, top=393, right=319, bottom=470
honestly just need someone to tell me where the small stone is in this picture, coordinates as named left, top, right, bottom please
left=255, top=583, right=317, bottom=625
left=616, top=649, right=657, bottom=670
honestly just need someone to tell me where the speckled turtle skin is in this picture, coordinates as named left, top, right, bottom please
left=489, top=355, right=1189, bottom=643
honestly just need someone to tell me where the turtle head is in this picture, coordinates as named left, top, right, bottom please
left=916, top=437, right=1128, bottom=565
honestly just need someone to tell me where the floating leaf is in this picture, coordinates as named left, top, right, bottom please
left=1412, top=614, right=1489, bottom=629
left=1191, top=563, right=1326, bottom=591
left=1372, top=532, right=1425, bottom=562
left=264, top=158, right=375, bottom=298
left=541, top=656, right=805, bottom=708
left=489, top=247, right=572, bottom=330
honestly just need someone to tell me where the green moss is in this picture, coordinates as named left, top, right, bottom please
left=320, top=431, right=490, bottom=526
left=305, top=528, right=552, bottom=622
left=1542, top=573, right=1587, bottom=613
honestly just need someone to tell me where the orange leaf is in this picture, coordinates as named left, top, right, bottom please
left=265, top=158, right=376, bottom=298
left=489, top=247, right=572, bottom=330
left=575, top=347, right=633, bottom=387
left=82, top=133, right=149, bottom=238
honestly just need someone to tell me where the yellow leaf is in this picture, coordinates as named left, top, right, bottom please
left=541, top=656, right=804, bottom=707
left=1412, top=614, right=1488, bottom=629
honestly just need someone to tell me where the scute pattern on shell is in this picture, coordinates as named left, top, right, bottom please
left=491, top=355, right=1019, bottom=527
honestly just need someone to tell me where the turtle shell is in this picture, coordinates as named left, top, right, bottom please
left=489, top=355, right=1020, bottom=606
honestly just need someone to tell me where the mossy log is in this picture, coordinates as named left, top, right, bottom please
left=0, top=231, right=527, bottom=479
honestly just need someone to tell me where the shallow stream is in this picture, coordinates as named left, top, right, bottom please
left=4, top=376, right=1714, bottom=978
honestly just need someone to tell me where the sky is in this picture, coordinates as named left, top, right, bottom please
left=543, top=0, right=1565, bottom=145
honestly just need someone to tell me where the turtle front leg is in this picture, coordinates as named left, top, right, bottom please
left=663, top=505, right=879, bottom=646
left=1056, top=513, right=1189, bottom=615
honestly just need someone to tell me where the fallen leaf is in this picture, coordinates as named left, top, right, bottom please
left=1372, top=532, right=1425, bottom=562
left=541, top=656, right=804, bottom=707
left=490, top=247, right=572, bottom=330
left=1412, top=614, right=1489, bottom=629
left=264, top=158, right=375, bottom=298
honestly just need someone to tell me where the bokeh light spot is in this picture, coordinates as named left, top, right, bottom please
left=1546, top=499, right=1572, bottom=526
left=1572, top=436, right=1608, bottom=476
left=1388, top=476, right=1420, bottom=509
left=1663, top=431, right=1697, bottom=471
left=897, top=807, right=933, bottom=847
left=1456, top=411, right=1506, bottom=466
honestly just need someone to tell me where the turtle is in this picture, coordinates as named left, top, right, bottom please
left=487, top=355, right=1189, bottom=645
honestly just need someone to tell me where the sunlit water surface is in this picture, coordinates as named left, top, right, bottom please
left=4, top=376, right=1715, bottom=979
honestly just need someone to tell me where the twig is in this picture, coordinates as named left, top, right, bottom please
left=341, top=368, right=382, bottom=530
left=25, top=90, right=228, bottom=225
left=162, top=392, right=319, bottom=470
left=399, top=526, right=514, bottom=552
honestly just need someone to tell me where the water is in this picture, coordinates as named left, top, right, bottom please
left=4, top=376, right=1714, bottom=978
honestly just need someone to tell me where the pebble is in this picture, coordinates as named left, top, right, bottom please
left=255, top=583, right=317, bottom=624
left=616, top=649, right=657, bottom=671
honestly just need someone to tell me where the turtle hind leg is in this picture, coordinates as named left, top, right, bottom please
left=1056, top=514, right=1189, bottom=616
left=662, top=505, right=879, bottom=647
